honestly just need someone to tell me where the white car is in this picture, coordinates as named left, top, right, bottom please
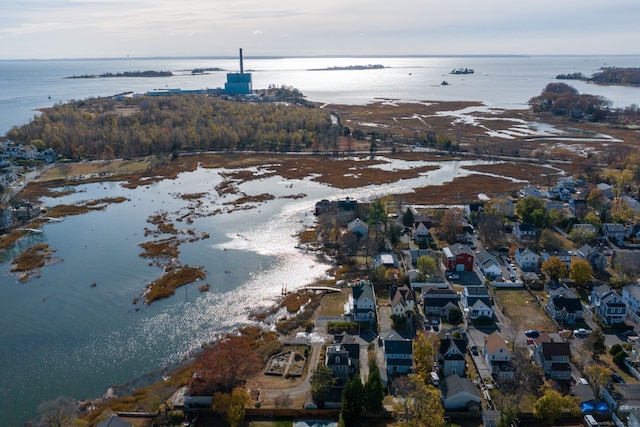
left=573, top=328, right=592, bottom=338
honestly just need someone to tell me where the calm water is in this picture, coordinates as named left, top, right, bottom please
left=0, top=55, right=639, bottom=425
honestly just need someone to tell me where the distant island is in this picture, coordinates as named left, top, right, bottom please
left=66, top=70, right=173, bottom=79
left=556, top=67, right=640, bottom=86
left=308, top=64, right=386, bottom=71
left=190, top=67, right=224, bottom=74
left=450, top=68, right=474, bottom=75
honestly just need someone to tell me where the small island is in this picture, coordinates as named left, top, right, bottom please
left=66, top=70, right=173, bottom=79
left=450, top=67, right=474, bottom=75
left=190, top=67, right=224, bottom=74
left=556, top=67, right=640, bottom=86
left=308, top=64, right=386, bottom=71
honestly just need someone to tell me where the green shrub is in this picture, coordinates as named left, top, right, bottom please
left=614, top=350, right=628, bottom=367
left=610, top=344, right=623, bottom=356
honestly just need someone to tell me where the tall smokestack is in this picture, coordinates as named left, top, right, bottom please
left=239, top=48, right=244, bottom=74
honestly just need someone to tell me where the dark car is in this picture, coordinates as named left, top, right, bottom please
left=524, top=330, right=540, bottom=338
left=469, top=344, right=479, bottom=356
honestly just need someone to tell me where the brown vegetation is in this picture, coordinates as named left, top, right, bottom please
left=11, top=243, right=57, bottom=282
left=143, top=265, right=206, bottom=304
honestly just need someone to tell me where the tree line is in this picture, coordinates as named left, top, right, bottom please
left=7, top=94, right=337, bottom=160
left=528, top=82, right=640, bottom=123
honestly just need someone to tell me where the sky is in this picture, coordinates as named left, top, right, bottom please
left=1, top=0, right=639, bottom=60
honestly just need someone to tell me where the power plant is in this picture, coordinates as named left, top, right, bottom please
left=224, top=48, right=253, bottom=95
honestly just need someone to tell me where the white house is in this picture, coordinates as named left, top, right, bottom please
left=475, top=249, right=502, bottom=278
left=515, top=248, right=540, bottom=271
left=438, top=337, right=467, bottom=377
left=513, top=222, right=537, bottom=242
left=344, top=279, right=376, bottom=325
left=390, top=284, right=415, bottom=319
left=462, top=286, right=494, bottom=320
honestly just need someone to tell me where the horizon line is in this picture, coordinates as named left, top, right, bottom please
left=1, top=53, right=639, bottom=61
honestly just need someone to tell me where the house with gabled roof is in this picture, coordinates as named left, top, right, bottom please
left=347, top=218, right=368, bottom=239
left=443, top=243, right=475, bottom=272
left=344, top=279, right=376, bottom=326
left=384, top=332, right=413, bottom=376
left=591, top=284, right=627, bottom=326
left=438, top=337, right=467, bottom=377
left=412, top=221, right=432, bottom=244
left=520, top=184, right=542, bottom=198
left=462, top=286, right=494, bottom=320
left=483, top=331, right=514, bottom=381
left=475, top=248, right=502, bottom=278
left=423, top=288, right=460, bottom=317
left=390, top=284, right=415, bottom=319
left=326, top=343, right=356, bottom=384
left=442, top=375, right=481, bottom=411
left=373, top=252, right=398, bottom=270
left=545, top=284, right=583, bottom=325
left=515, top=247, right=540, bottom=271
left=534, top=341, right=572, bottom=380
left=513, top=222, right=537, bottom=242
left=603, top=223, right=627, bottom=241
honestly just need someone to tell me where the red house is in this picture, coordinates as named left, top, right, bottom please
left=443, top=243, right=475, bottom=272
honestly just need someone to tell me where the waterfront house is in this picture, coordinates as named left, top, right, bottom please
left=515, top=247, right=540, bottom=271
left=534, top=341, right=572, bottom=380
left=423, top=288, right=460, bottom=317
left=546, top=285, right=583, bottom=325
left=373, top=252, right=399, bottom=270
left=462, top=286, right=494, bottom=320
left=384, top=332, right=413, bottom=376
left=483, top=331, right=514, bottom=381
left=591, top=284, right=627, bottom=325
left=390, top=284, right=415, bottom=319
left=520, top=184, right=542, bottom=198
left=438, top=337, right=467, bottom=377
left=347, top=218, right=368, bottom=240
left=442, top=374, right=481, bottom=411
left=443, top=243, right=475, bottom=272
left=344, top=279, right=376, bottom=326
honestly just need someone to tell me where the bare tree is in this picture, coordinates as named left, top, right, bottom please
left=37, top=396, right=77, bottom=427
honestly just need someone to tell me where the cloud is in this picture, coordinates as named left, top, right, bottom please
left=1, top=0, right=639, bottom=58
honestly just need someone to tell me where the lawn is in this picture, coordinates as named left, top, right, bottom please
left=493, top=288, right=556, bottom=332
left=317, top=290, right=349, bottom=316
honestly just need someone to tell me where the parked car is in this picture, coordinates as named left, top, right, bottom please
left=469, top=344, right=479, bottom=356
left=524, top=330, right=540, bottom=338
left=573, top=328, right=592, bottom=338
left=623, top=330, right=637, bottom=337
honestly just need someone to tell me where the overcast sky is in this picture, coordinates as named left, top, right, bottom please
left=1, top=0, right=639, bottom=59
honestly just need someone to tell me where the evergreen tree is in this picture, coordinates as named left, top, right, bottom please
left=402, top=207, right=415, bottom=227
left=364, top=358, right=385, bottom=412
left=341, top=376, right=365, bottom=426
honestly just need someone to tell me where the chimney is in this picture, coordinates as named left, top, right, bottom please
left=239, top=48, right=244, bottom=74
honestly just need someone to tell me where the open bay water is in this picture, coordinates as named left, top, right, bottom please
left=0, top=55, right=639, bottom=425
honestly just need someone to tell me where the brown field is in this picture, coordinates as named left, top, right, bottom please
left=493, top=288, right=556, bottom=332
